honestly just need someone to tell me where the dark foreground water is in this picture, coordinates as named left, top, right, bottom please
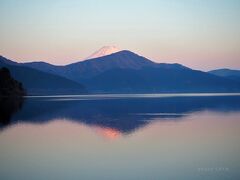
left=0, top=94, right=240, bottom=180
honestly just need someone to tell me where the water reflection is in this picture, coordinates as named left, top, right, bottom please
left=1, top=95, right=240, bottom=179
left=0, top=97, right=24, bottom=128
left=1, top=95, right=240, bottom=134
left=94, top=126, right=121, bottom=139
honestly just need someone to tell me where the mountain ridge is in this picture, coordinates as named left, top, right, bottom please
left=0, top=56, right=86, bottom=95
left=15, top=50, right=190, bottom=81
left=1, top=49, right=240, bottom=93
left=208, top=68, right=240, bottom=83
left=208, top=68, right=240, bottom=77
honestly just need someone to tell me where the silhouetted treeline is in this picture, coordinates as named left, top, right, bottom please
left=0, top=67, right=26, bottom=97
left=0, top=67, right=25, bottom=127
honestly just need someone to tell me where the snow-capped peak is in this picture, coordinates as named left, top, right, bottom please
left=85, top=46, right=121, bottom=60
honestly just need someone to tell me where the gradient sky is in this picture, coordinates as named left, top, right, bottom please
left=0, top=0, right=240, bottom=70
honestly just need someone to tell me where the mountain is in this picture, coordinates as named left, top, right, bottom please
left=85, top=46, right=121, bottom=60
left=2, top=49, right=240, bottom=93
left=0, top=55, right=18, bottom=65
left=22, top=50, right=187, bottom=81
left=83, top=67, right=240, bottom=93
left=0, top=56, right=86, bottom=95
left=209, top=68, right=240, bottom=77
left=208, top=68, right=240, bottom=82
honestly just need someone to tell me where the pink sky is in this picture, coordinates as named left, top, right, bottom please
left=1, top=0, right=240, bottom=70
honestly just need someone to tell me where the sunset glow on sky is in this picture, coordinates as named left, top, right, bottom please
left=0, top=0, right=240, bottom=70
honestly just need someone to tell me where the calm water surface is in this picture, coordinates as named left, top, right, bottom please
left=0, top=94, right=240, bottom=180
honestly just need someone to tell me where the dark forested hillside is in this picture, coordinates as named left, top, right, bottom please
left=0, top=67, right=25, bottom=97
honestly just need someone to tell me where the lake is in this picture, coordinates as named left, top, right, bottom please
left=0, top=94, right=240, bottom=180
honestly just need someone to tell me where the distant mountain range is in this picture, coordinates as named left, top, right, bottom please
left=1, top=47, right=240, bottom=94
left=208, top=69, right=240, bottom=82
